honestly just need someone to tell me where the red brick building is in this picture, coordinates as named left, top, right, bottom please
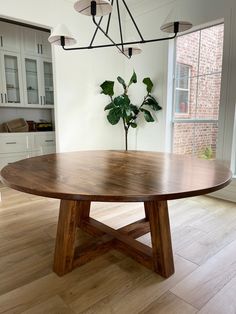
left=173, top=24, right=224, bottom=157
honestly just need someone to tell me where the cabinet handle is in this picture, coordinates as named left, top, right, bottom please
left=1, top=93, right=3, bottom=103
left=40, top=96, right=43, bottom=105
left=6, top=142, right=17, bottom=145
left=0, top=36, right=3, bottom=47
left=45, top=140, right=54, bottom=143
left=4, top=94, right=7, bottom=103
left=41, top=44, right=43, bottom=54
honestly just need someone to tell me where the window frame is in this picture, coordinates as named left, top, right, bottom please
left=171, top=22, right=224, bottom=157
left=174, top=62, right=191, bottom=115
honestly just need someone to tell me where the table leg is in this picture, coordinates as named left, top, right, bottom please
left=53, top=199, right=174, bottom=279
left=144, top=200, right=174, bottom=278
left=53, top=200, right=90, bottom=276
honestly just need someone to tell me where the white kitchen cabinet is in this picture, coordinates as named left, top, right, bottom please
left=41, top=59, right=54, bottom=106
left=0, top=132, right=56, bottom=171
left=39, top=32, right=52, bottom=58
left=22, top=56, right=54, bottom=107
left=0, top=21, right=54, bottom=109
left=21, top=27, right=51, bottom=58
left=0, top=132, right=30, bottom=153
left=0, top=152, right=31, bottom=170
left=0, top=51, right=24, bottom=107
left=0, top=21, right=21, bottom=53
left=0, top=20, right=55, bottom=167
left=34, top=132, right=56, bottom=155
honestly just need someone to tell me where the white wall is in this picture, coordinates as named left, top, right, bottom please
left=0, top=0, right=126, bottom=152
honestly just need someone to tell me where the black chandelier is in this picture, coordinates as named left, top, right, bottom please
left=48, top=0, right=192, bottom=58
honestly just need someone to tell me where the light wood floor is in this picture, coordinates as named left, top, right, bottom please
left=0, top=184, right=236, bottom=313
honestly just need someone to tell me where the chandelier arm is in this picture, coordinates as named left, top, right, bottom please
left=121, top=0, right=144, bottom=42
left=92, top=16, right=130, bottom=58
left=60, top=33, right=177, bottom=51
left=89, top=16, right=104, bottom=47
left=116, top=0, right=124, bottom=52
left=106, top=0, right=114, bottom=35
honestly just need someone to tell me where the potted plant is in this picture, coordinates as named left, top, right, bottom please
left=100, top=71, right=162, bottom=150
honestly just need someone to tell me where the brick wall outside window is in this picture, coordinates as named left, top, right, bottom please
left=173, top=24, right=224, bottom=158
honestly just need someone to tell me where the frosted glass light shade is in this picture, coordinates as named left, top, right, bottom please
left=74, top=0, right=112, bottom=16
left=48, top=24, right=77, bottom=46
left=120, top=45, right=142, bottom=57
left=124, top=47, right=142, bottom=56
left=160, top=21, right=192, bottom=33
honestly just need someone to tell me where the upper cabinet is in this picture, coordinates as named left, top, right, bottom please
left=0, top=51, right=24, bottom=106
left=0, top=20, right=54, bottom=108
left=42, top=60, right=54, bottom=105
left=0, top=22, right=21, bottom=52
left=40, top=32, right=52, bottom=58
left=21, top=27, right=51, bottom=58
left=22, top=56, right=54, bottom=107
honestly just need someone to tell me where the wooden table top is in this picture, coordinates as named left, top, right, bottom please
left=0, top=151, right=232, bottom=202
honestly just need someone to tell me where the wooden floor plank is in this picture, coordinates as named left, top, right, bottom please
left=139, top=291, right=197, bottom=314
left=198, top=276, right=236, bottom=314
left=171, top=239, right=236, bottom=309
left=21, top=295, right=75, bottom=314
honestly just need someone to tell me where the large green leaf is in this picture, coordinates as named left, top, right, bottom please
left=117, top=76, right=127, bottom=91
left=128, top=71, right=137, bottom=87
left=144, top=96, right=162, bottom=111
left=141, top=108, right=155, bottom=122
left=114, top=95, right=130, bottom=107
left=104, top=102, right=115, bottom=111
left=100, top=80, right=114, bottom=96
left=143, top=77, right=154, bottom=93
left=130, top=104, right=139, bottom=115
left=107, top=107, right=122, bottom=125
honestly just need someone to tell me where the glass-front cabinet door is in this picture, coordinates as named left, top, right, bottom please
left=42, top=60, right=54, bottom=106
left=25, top=58, right=39, bottom=105
left=1, top=52, right=24, bottom=106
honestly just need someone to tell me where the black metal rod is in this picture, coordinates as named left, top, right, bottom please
left=106, top=0, right=114, bottom=35
left=91, top=16, right=130, bottom=59
left=91, top=1, right=97, bottom=15
left=121, top=0, right=144, bottom=42
left=116, top=0, right=124, bottom=51
left=128, top=47, right=132, bottom=57
left=60, top=36, right=65, bottom=47
left=90, top=16, right=103, bottom=46
left=62, top=33, right=177, bottom=51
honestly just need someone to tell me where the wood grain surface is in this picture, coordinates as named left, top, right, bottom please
left=0, top=151, right=232, bottom=202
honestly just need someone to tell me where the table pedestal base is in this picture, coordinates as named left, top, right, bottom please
left=53, top=200, right=175, bottom=278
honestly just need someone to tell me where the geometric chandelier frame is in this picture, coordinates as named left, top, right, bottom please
left=48, top=0, right=192, bottom=59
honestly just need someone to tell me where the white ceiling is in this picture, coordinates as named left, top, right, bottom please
left=65, top=0, right=158, bottom=5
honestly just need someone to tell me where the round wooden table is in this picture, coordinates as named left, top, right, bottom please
left=0, top=150, right=232, bottom=278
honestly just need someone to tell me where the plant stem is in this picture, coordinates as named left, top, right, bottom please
left=122, top=118, right=128, bottom=151
left=125, top=128, right=128, bottom=151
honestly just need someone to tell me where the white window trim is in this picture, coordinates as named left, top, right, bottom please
left=175, top=63, right=191, bottom=115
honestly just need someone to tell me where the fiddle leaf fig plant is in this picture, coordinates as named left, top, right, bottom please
left=100, top=71, right=162, bottom=151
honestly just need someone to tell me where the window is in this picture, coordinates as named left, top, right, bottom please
left=172, top=24, right=224, bottom=159
left=175, top=63, right=190, bottom=114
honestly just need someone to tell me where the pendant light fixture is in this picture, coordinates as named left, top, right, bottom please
left=48, top=0, right=192, bottom=58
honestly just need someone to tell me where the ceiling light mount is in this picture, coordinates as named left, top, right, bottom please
left=48, top=0, right=192, bottom=59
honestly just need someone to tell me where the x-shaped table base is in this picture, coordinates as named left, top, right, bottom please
left=53, top=200, right=175, bottom=278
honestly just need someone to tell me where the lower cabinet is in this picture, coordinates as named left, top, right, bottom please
left=0, top=131, right=56, bottom=171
